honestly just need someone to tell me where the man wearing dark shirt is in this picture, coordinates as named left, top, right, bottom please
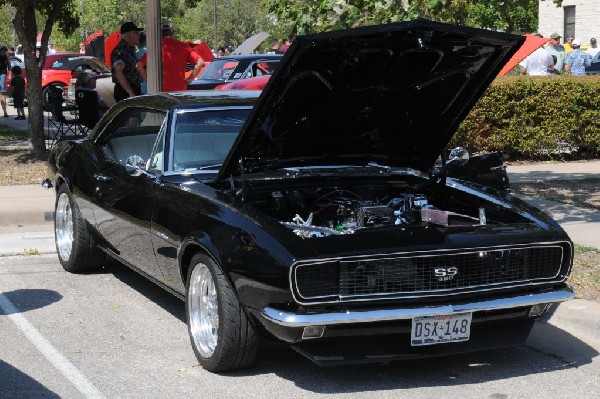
left=111, top=22, right=143, bottom=102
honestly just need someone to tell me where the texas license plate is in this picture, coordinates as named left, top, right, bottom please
left=411, top=312, right=472, bottom=346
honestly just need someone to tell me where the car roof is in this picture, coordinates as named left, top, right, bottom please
left=89, top=90, right=262, bottom=141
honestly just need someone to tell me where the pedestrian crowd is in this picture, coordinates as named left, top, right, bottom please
left=108, top=20, right=294, bottom=103
left=519, top=32, right=598, bottom=76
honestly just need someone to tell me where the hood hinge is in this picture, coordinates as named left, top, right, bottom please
left=233, top=157, right=248, bottom=201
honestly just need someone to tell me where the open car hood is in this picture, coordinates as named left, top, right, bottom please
left=232, top=32, right=270, bottom=55
left=217, top=19, right=524, bottom=181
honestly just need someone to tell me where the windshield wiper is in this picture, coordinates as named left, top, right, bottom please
left=196, top=163, right=222, bottom=170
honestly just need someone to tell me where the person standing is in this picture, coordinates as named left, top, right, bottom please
left=48, top=43, right=57, bottom=55
left=546, top=33, right=566, bottom=74
left=136, top=21, right=205, bottom=92
left=279, top=38, right=291, bottom=53
left=111, top=21, right=143, bottom=102
left=0, top=46, right=9, bottom=117
left=268, top=39, right=282, bottom=54
left=135, top=32, right=148, bottom=94
left=565, top=39, right=591, bottom=76
left=587, top=38, right=600, bottom=59
left=8, top=65, right=25, bottom=120
left=519, top=34, right=554, bottom=76
left=563, top=36, right=575, bottom=54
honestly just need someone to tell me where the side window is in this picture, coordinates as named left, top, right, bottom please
left=102, top=109, right=166, bottom=169
left=252, top=61, right=279, bottom=77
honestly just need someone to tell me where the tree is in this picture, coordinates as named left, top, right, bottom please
left=263, top=0, right=416, bottom=35
left=0, top=0, right=79, bottom=154
left=51, top=0, right=191, bottom=52
left=173, top=0, right=280, bottom=51
left=263, top=0, right=565, bottom=35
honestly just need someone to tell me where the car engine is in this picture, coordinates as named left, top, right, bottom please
left=277, top=190, right=433, bottom=238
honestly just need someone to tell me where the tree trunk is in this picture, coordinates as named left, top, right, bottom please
left=11, top=0, right=65, bottom=154
left=25, top=70, right=45, bottom=153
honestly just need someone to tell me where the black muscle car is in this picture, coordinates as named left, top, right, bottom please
left=44, top=19, right=574, bottom=372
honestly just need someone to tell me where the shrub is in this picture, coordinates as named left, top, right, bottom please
left=451, top=75, right=600, bottom=160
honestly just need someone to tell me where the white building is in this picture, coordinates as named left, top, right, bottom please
left=539, top=0, right=600, bottom=48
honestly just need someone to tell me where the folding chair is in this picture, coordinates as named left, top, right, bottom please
left=46, top=85, right=79, bottom=145
left=75, top=89, right=100, bottom=134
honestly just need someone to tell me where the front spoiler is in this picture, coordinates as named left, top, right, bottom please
left=262, top=286, right=574, bottom=327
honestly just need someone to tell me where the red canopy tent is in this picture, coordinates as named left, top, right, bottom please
left=498, top=34, right=551, bottom=76
left=85, top=29, right=104, bottom=60
left=104, top=30, right=121, bottom=67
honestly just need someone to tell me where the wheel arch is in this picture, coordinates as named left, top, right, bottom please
left=54, top=174, right=71, bottom=193
left=179, top=238, right=224, bottom=289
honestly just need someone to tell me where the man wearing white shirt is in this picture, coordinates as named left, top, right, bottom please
left=519, top=34, right=554, bottom=76
left=587, top=38, right=600, bottom=59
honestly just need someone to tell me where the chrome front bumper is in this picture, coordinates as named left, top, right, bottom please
left=262, top=286, right=573, bottom=327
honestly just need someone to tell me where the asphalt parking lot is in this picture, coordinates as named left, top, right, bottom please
left=1, top=255, right=599, bottom=398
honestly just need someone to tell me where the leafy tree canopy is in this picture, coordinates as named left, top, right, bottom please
left=263, top=0, right=564, bottom=35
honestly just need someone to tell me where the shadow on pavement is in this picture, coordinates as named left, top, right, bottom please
left=0, top=359, right=60, bottom=398
left=105, top=259, right=599, bottom=392
left=1, top=289, right=62, bottom=313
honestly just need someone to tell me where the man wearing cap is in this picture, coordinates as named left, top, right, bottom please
left=565, top=39, right=591, bottom=76
left=136, top=21, right=207, bottom=92
left=111, top=22, right=143, bottom=102
left=546, top=33, right=566, bottom=74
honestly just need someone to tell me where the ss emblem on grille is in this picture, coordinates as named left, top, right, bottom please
left=434, top=267, right=458, bottom=282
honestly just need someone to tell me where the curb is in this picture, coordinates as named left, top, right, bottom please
left=0, top=233, right=56, bottom=256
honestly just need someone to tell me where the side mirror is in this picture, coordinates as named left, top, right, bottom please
left=125, top=155, right=151, bottom=177
left=448, top=147, right=470, bottom=167
left=126, top=155, right=146, bottom=168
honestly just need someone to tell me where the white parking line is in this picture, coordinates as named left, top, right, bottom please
left=0, top=291, right=106, bottom=399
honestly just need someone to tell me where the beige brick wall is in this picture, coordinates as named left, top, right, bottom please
left=539, top=0, right=600, bottom=47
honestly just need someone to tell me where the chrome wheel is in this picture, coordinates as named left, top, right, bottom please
left=188, top=263, right=219, bottom=357
left=55, top=192, right=73, bottom=262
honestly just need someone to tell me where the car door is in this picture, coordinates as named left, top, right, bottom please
left=91, top=107, right=167, bottom=281
left=150, top=107, right=251, bottom=294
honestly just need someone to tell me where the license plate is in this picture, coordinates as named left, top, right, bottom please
left=411, top=312, right=472, bottom=346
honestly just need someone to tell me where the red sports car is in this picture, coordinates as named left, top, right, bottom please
left=41, top=53, right=111, bottom=109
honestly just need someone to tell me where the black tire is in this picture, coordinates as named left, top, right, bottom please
left=54, top=184, right=104, bottom=272
left=186, top=253, right=258, bottom=372
left=43, top=83, right=65, bottom=111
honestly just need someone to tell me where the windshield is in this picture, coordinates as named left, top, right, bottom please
left=48, top=56, right=111, bottom=74
left=171, top=108, right=251, bottom=172
left=198, top=59, right=240, bottom=81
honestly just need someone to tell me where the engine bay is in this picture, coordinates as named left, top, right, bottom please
left=249, top=182, right=489, bottom=238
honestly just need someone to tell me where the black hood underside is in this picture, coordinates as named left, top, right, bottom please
left=218, top=19, right=524, bottom=180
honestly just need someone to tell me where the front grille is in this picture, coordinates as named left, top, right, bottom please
left=292, top=244, right=568, bottom=304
